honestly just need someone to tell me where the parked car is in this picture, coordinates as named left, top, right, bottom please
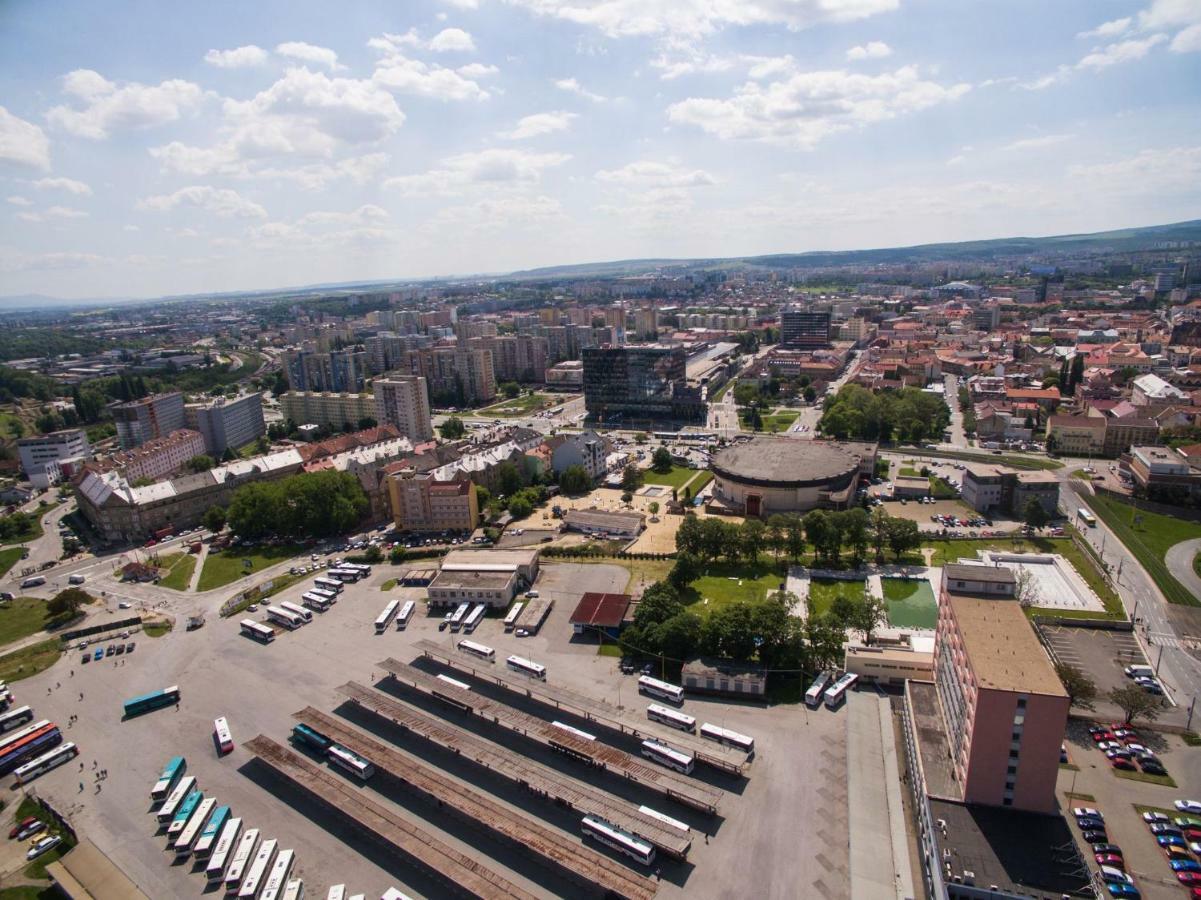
left=1111, top=758, right=1137, bottom=771
left=126, top=642, right=135, bottom=653
left=1144, top=811, right=1171, bottom=823
left=92, top=648, right=103, bottom=661
left=9, top=817, right=39, bottom=839
left=1077, top=816, right=1106, bottom=831
left=1092, top=843, right=1123, bottom=857
left=1073, top=807, right=1103, bottom=819
left=1172, top=859, right=1201, bottom=873
left=26, top=835, right=61, bottom=860
left=1178, top=801, right=1201, bottom=815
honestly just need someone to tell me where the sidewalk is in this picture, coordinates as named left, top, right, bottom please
left=846, top=692, right=915, bottom=900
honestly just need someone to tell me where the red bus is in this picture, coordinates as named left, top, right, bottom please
left=214, top=717, right=234, bottom=755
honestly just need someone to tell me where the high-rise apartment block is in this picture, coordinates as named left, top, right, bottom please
left=112, top=391, right=185, bottom=450
left=471, top=335, right=548, bottom=383
left=582, top=345, right=704, bottom=424
left=780, top=308, right=831, bottom=349
left=373, top=374, right=433, bottom=442
left=284, top=349, right=367, bottom=393
left=388, top=472, right=478, bottom=533
left=279, top=391, right=376, bottom=429
left=17, top=428, right=91, bottom=487
left=634, top=306, right=659, bottom=341
left=185, top=393, right=266, bottom=456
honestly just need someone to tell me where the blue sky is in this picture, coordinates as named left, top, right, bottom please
left=1, top=0, right=1199, bottom=299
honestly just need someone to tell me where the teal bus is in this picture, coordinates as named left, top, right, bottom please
left=123, top=685, right=180, bottom=718
left=166, top=788, right=203, bottom=838
left=291, top=723, right=332, bottom=753
left=193, top=804, right=231, bottom=859
left=151, top=756, right=186, bottom=801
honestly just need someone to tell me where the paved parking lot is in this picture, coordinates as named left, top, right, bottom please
left=4, top=559, right=856, bottom=899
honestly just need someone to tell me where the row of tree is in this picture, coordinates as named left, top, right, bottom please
left=674, top=508, right=922, bottom=568
left=819, top=384, right=951, bottom=443
left=225, top=469, right=368, bottom=540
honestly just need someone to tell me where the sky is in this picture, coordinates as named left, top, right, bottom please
left=0, top=0, right=1199, bottom=300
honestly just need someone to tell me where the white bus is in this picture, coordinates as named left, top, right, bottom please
left=805, top=672, right=832, bottom=709
left=647, top=704, right=696, bottom=733
left=267, top=605, right=305, bottom=630
left=551, top=721, right=596, bottom=742
left=259, top=848, right=295, bottom=900
left=640, top=740, right=695, bottom=775
left=156, top=775, right=198, bottom=823
left=823, top=672, right=859, bottom=709
left=313, top=577, right=343, bottom=594
left=581, top=815, right=656, bottom=866
left=237, top=838, right=278, bottom=900
left=381, top=890, right=416, bottom=900
left=374, top=600, right=400, bottom=634
left=457, top=639, right=495, bottom=661
left=638, top=805, right=690, bottom=835
left=282, top=880, right=305, bottom=900
left=327, top=568, right=361, bottom=583
left=699, top=723, right=755, bottom=754
left=0, top=705, right=34, bottom=733
left=301, top=593, right=331, bottom=612
left=325, top=887, right=346, bottom=900
left=395, top=600, right=415, bottom=630
left=223, top=827, right=261, bottom=893
left=13, top=740, right=78, bottom=784
left=151, top=756, right=186, bottom=801
left=194, top=805, right=232, bottom=859
left=240, top=620, right=275, bottom=643
left=328, top=744, right=375, bottom=780
left=448, top=602, right=471, bottom=632
left=174, top=796, right=217, bottom=858
left=215, top=716, right=234, bottom=754
left=343, top=563, right=372, bottom=577
left=506, top=655, right=546, bottom=681
left=310, top=587, right=338, bottom=602
left=279, top=601, right=312, bottom=624
left=436, top=673, right=471, bottom=692
left=1078, top=509, right=1097, bottom=527
left=462, top=603, right=486, bottom=634
left=503, top=602, right=524, bottom=632
left=205, top=817, right=243, bottom=883
left=638, top=675, right=684, bottom=705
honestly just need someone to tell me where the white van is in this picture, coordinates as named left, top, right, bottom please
left=1124, top=665, right=1154, bottom=679
left=68, top=574, right=86, bottom=585
left=20, top=576, right=46, bottom=589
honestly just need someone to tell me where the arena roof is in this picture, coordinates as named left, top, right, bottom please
left=712, top=437, right=860, bottom=487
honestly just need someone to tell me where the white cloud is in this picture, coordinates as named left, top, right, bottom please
left=428, top=28, right=476, bottom=52
left=249, top=204, right=395, bottom=249
left=123, top=224, right=140, bottom=232
left=503, top=0, right=899, bottom=39
left=846, top=41, right=892, bottom=60
left=554, top=77, right=606, bottom=101
left=251, top=152, right=391, bottom=190
left=370, top=33, right=494, bottom=100
left=420, top=194, right=565, bottom=235
left=1172, top=23, right=1201, bottom=52
left=17, top=205, right=89, bottom=223
left=6, top=196, right=33, bottom=206
left=1068, top=146, right=1201, bottom=193
left=668, top=64, right=970, bottom=148
left=1002, top=133, right=1073, bottom=152
left=276, top=41, right=345, bottom=71
left=0, top=106, right=51, bottom=170
left=595, top=160, right=716, bottom=187
left=46, top=70, right=205, bottom=139
left=204, top=45, right=269, bottom=68
left=384, top=147, right=571, bottom=195
left=32, top=176, right=92, bottom=195
left=1079, top=18, right=1132, bottom=39
left=1077, top=34, right=1167, bottom=70
left=500, top=111, right=577, bottom=140
left=650, top=45, right=738, bottom=80
left=0, top=251, right=107, bottom=273
left=296, top=204, right=389, bottom=227
left=441, top=0, right=479, bottom=7
left=1137, top=0, right=1201, bottom=31
left=153, top=67, right=406, bottom=179
left=137, top=185, right=268, bottom=218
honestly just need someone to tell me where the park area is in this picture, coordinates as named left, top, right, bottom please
left=807, top=577, right=866, bottom=619
left=476, top=392, right=562, bottom=418
left=155, top=552, right=196, bottom=591
left=1089, top=492, right=1201, bottom=607
left=686, top=562, right=785, bottom=618
left=196, top=544, right=301, bottom=592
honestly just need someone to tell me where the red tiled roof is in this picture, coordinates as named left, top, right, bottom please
left=568, top=592, right=631, bottom=629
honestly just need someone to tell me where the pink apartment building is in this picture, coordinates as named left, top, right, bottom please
left=932, top=564, right=1069, bottom=813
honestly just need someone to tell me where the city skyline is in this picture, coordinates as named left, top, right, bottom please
left=1, top=0, right=1200, bottom=299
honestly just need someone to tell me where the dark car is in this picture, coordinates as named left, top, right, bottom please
left=126, top=642, right=135, bottom=653
left=1092, top=843, right=1123, bottom=856
left=104, top=645, right=115, bottom=657
left=8, top=816, right=38, bottom=839
left=80, top=653, right=89, bottom=664
left=1077, top=816, right=1106, bottom=831
left=619, top=657, right=636, bottom=675
left=1142, top=761, right=1168, bottom=776
left=1083, top=830, right=1109, bottom=843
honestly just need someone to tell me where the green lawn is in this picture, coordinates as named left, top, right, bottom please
left=0, top=517, right=42, bottom=546
left=898, top=466, right=919, bottom=477
left=0, top=597, right=54, bottom=646
left=196, top=544, right=302, bottom=592
left=1114, top=768, right=1177, bottom=788
left=477, top=393, right=557, bottom=418
left=907, top=447, right=1063, bottom=471
left=0, top=639, right=61, bottom=684
left=597, top=642, right=622, bottom=657
left=1089, top=492, right=1201, bottom=607
left=642, top=465, right=700, bottom=489
left=687, top=561, right=785, bottom=617
left=738, top=410, right=799, bottom=432
left=0, top=547, right=23, bottom=580
left=156, top=553, right=196, bottom=591
left=684, top=470, right=713, bottom=495
left=929, top=476, right=958, bottom=499
left=143, top=621, right=173, bottom=638
left=0, top=887, right=59, bottom=900
left=17, top=796, right=76, bottom=880
left=381, top=578, right=397, bottom=591
left=882, top=577, right=938, bottom=628
left=807, top=577, right=866, bottom=619
left=710, top=379, right=735, bottom=402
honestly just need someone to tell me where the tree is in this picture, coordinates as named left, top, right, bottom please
left=675, top=513, right=703, bottom=556
left=803, top=510, right=832, bottom=564
left=439, top=416, right=466, bottom=440
left=357, top=416, right=378, bottom=431
left=227, top=469, right=368, bottom=540
left=647, top=501, right=660, bottom=517
left=803, top=385, right=817, bottom=403
left=363, top=544, right=384, bottom=563
left=766, top=514, right=789, bottom=560
left=784, top=515, right=807, bottom=561
left=202, top=505, right=227, bottom=533
left=500, top=381, right=521, bottom=399
left=829, top=594, right=858, bottom=628
left=840, top=508, right=870, bottom=567
left=702, top=603, right=759, bottom=662
left=634, top=432, right=649, bottom=445
left=652, top=612, right=703, bottom=661
left=805, top=616, right=846, bottom=671
left=390, top=545, right=406, bottom=565
left=558, top=465, right=591, bottom=495
left=886, top=518, right=921, bottom=562
left=634, top=582, right=684, bottom=629
left=740, top=519, right=766, bottom=562
left=1014, top=567, right=1041, bottom=608
left=1108, top=684, right=1164, bottom=726
left=508, top=495, right=533, bottom=519
left=853, top=593, right=887, bottom=646
left=1054, top=662, right=1097, bottom=711
left=668, top=552, right=702, bottom=590
left=651, top=447, right=673, bottom=473
left=496, top=461, right=524, bottom=497
left=621, top=464, right=644, bottom=493
left=1022, top=497, right=1050, bottom=531
left=186, top=454, right=215, bottom=474
left=48, top=588, right=90, bottom=619
left=870, top=508, right=890, bottom=563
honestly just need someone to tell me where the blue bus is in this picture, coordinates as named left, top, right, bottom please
left=123, top=685, right=180, bottom=718
left=151, top=755, right=186, bottom=801
left=193, top=804, right=231, bottom=860
left=291, top=723, right=332, bottom=753
left=166, top=788, right=203, bottom=838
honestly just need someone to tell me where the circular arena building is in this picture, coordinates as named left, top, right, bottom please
left=710, top=437, right=863, bottom=517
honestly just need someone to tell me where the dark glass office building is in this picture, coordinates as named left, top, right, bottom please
left=582, top=346, right=705, bottom=424
left=780, top=308, right=831, bottom=349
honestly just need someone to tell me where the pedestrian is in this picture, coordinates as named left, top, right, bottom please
left=79, top=782, right=83, bottom=792
left=69, top=670, right=73, bottom=678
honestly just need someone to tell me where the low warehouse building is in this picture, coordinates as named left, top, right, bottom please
left=568, top=592, right=631, bottom=639
left=427, top=548, right=540, bottom=608
left=562, top=508, right=645, bottom=538
left=682, top=658, right=766, bottom=698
